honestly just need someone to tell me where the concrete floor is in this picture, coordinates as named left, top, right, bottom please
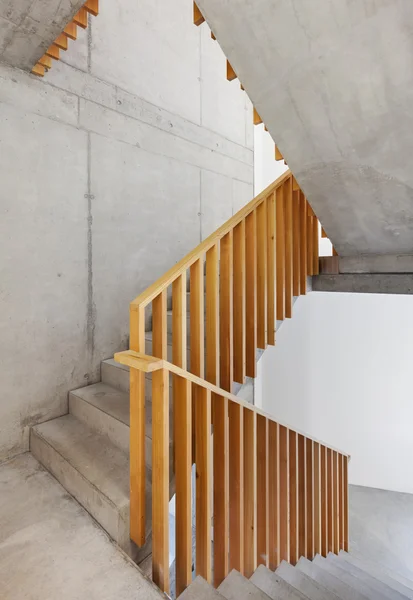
left=0, top=453, right=163, bottom=600
left=349, top=484, right=413, bottom=580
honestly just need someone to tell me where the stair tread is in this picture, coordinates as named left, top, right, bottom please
left=71, top=382, right=130, bottom=427
left=32, top=414, right=132, bottom=511
left=339, top=552, right=413, bottom=600
left=218, top=569, right=272, bottom=599
left=297, top=557, right=368, bottom=600
left=276, top=560, right=341, bottom=600
left=250, top=565, right=309, bottom=600
left=329, top=553, right=411, bottom=600
left=180, top=576, right=226, bottom=599
left=314, top=555, right=390, bottom=600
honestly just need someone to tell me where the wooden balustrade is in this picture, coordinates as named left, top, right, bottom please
left=116, top=350, right=350, bottom=597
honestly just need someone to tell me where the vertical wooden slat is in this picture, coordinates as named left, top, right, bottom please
left=190, top=258, right=204, bottom=378
left=213, top=393, right=229, bottom=586
left=339, top=454, right=344, bottom=551
left=73, top=7, right=88, bottom=28
left=129, top=306, right=146, bottom=546
left=174, top=377, right=192, bottom=596
left=206, top=245, right=219, bottom=385
left=195, top=385, right=212, bottom=582
left=193, top=1, right=205, bottom=25
left=256, top=200, right=268, bottom=350
left=279, top=426, right=290, bottom=563
left=233, top=221, right=246, bottom=384
left=299, top=191, right=307, bottom=295
left=306, top=438, right=314, bottom=559
left=284, top=177, right=293, bottom=318
left=313, top=219, right=320, bottom=275
left=153, top=290, right=167, bottom=359
left=313, top=442, right=321, bottom=556
left=321, top=445, right=328, bottom=557
left=229, top=401, right=244, bottom=574
left=298, top=435, right=307, bottom=558
left=343, top=456, right=349, bottom=552
left=172, top=274, right=187, bottom=370
left=333, top=451, right=339, bottom=554
left=243, top=408, right=257, bottom=577
left=220, top=232, right=233, bottom=392
left=292, top=191, right=301, bottom=297
left=85, top=0, right=99, bottom=16
left=152, top=368, right=170, bottom=594
left=267, top=192, right=276, bottom=345
left=307, top=212, right=314, bottom=276
left=268, top=421, right=280, bottom=569
left=327, top=448, right=334, bottom=553
left=289, top=430, right=299, bottom=564
left=257, top=416, right=269, bottom=567
left=276, top=185, right=285, bottom=320
left=245, top=211, right=257, bottom=378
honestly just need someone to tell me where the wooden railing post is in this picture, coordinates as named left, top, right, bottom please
left=229, top=401, right=244, bottom=574
left=268, top=421, right=280, bottom=569
left=233, top=221, right=246, bottom=383
left=245, top=211, right=257, bottom=378
left=213, top=393, right=229, bottom=586
left=256, top=200, right=268, bottom=350
left=344, top=455, right=349, bottom=552
left=284, top=177, right=293, bottom=318
left=289, top=430, right=299, bottom=564
left=257, top=415, right=269, bottom=567
left=243, top=408, right=257, bottom=577
left=220, top=232, right=234, bottom=392
left=267, top=192, right=276, bottom=345
left=279, top=425, right=290, bottom=563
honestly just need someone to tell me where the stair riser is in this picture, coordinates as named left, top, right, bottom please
left=30, top=428, right=133, bottom=557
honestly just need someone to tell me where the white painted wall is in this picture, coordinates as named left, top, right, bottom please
left=257, top=291, right=413, bottom=495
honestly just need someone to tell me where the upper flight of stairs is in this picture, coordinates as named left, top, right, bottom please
left=178, top=552, right=413, bottom=600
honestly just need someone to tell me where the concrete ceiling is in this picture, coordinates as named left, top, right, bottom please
left=197, top=0, right=413, bottom=256
left=0, top=0, right=84, bottom=70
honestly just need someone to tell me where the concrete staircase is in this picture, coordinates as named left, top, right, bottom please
left=178, top=552, right=413, bottom=600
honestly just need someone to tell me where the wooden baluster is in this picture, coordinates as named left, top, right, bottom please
left=343, top=456, right=349, bottom=552
left=327, top=448, right=334, bottom=553
left=245, top=212, right=257, bottom=378
left=276, top=185, right=285, bottom=320
left=306, top=439, right=314, bottom=559
left=257, top=200, right=268, bottom=350
left=279, top=425, right=290, bottom=562
left=284, top=177, right=293, bottom=318
left=333, top=451, right=339, bottom=554
left=152, top=368, right=170, bottom=594
left=307, top=203, right=314, bottom=276
left=339, top=454, right=344, bottom=550
left=206, top=245, right=219, bottom=385
left=313, top=218, right=320, bottom=275
left=213, top=393, right=229, bottom=586
left=321, top=445, right=328, bottom=557
left=268, top=421, right=280, bottom=569
left=257, top=416, right=269, bottom=567
left=193, top=1, right=205, bottom=25
left=129, top=305, right=146, bottom=546
left=190, top=258, right=205, bottom=378
left=195, top=385, right=212, bottom=582
left=313, top=442, right=321, bottom=557
left=289, top=430, right=299, bottom=564
left=300, top=191, right=307, bottom=295
left=292, top=190, right=301, bottom=297
left=220, top=232, right=234, bottom=392
left=174, top=376, right=192, bottom=596
left=229, top=402, right=244, bottom=574
left=153, top=290, right=167, bottom=359
left=173, top=274, right=187, bottom=369
left=267, top=192, right=276, bottom=345
left=244, top=408, right=257, bottom=577
left=298, top=435, right=307, bottom=558
left=233, top=221, right=246, bottom=384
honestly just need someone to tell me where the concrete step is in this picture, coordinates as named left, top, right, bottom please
left=250, top=565, right=309, bottom=599
left=328, top=553, right=412, bottom=600
left=30, top=414, right=150, bottom=561
left=276, top=560, right=341, bottom=600
left=297, top=557, right=368, bottom=600
left=218, top=569, right=272, bottom=599
left=180, top=576, right=226, bottom=599
left=339, top=552, right=413, bottom=600
left=314, top=555, right=389, bottom=600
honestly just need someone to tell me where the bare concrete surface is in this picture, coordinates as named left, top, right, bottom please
left=0, top=452, right=163, bottom=600
left=197, top=0, right=413, bottom=255
left=0, top=0, right=85, bottom=69
left=312, top=274, right=413, bottom=294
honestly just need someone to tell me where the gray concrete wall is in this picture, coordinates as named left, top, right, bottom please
left=0, top=0, right=254, bottom=461
left=197, top=0, right=413, bottom=256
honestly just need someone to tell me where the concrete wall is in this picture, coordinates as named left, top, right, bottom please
left=256, top=292, right=413, bottom=495
left=0, top=0, right=254, bottom=461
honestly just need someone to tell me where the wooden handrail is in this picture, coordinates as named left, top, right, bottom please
left=116, top=350, right=350, bottom=596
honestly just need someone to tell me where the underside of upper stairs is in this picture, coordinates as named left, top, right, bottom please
left=196, top=0, right=413, bottom=256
